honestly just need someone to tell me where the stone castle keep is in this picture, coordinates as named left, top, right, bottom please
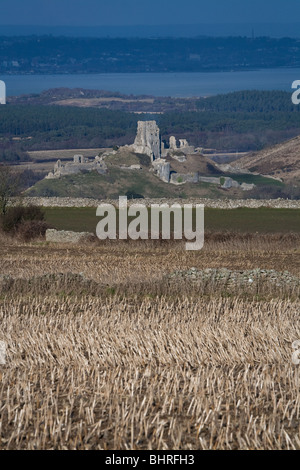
left=131, top=121, right=161, bottom=161
left=130, top=120, right=195, bottom=161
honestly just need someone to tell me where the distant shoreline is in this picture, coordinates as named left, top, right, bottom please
left=2, top=65, right=300, bottom=78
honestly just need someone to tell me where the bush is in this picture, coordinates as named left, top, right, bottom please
left=17, top=220, right=51, bottom=242
left=125, top=190, right=144, bottom=199
left=0, top=205, right=46, bottom=234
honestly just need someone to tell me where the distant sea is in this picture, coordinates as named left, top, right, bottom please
left=2, top=69, right=300, bottom=98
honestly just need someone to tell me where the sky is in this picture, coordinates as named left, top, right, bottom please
left=0, top=0, right=298, bottom=26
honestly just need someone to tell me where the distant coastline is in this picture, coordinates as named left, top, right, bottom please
left=1, top=36, right=300, bottom=76
left=1, top=23, right=300, bottom=38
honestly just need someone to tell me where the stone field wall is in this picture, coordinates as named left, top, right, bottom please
left=16, top=197, right=300, bottom=209
left=45, top=229, right=95, bottom=243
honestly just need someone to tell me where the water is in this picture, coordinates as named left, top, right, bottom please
left=2, top=69, right=300, bottom=98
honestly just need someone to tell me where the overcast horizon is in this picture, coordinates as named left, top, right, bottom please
left=1, top=0, right=300, bottom=38
left=0, top=1, right=299, bottom=32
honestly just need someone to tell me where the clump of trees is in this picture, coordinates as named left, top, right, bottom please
left=0, top=165, right=51, bottom=240
left=0, top=165, right=20, bottom=216
left=1, top=90, right=300, bottom=161
left=1, top=205, right=50, bottom=241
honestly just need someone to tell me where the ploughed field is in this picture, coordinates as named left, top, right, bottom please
left=0, top=230, right=300, bottom=450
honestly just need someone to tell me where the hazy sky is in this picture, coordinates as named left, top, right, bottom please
left=0, top=0, right=298, bottom=25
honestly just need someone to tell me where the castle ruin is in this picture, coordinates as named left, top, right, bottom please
left=46, top=154, right=107, bottom=179
left=129, top=121, right=196, bottom=183
left=131, top=121, right=161, bottom=161
left=44, top=120, right=253, bottom=190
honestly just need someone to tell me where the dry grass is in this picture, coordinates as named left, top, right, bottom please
left=232, top=134, right=300, bottom=181
left=0, top=233, right=299, bottom=449
left=0, top=232, right=299, bottom=284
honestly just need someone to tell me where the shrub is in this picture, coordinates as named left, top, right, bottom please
left=17, top=220, right=51, bottom=242
left=1, top=205, right=45, bottom=234
left=136, top=153, right=151, bottom=168
left=125, top=190, right=144, bottom=199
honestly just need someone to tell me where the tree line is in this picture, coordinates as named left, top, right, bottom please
left=0, top=90, right=300, bottom=161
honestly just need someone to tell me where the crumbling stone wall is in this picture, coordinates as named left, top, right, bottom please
left=168, top=136, right=195, bottom=154
left=46, top=229, right=95, bottom=243
left=152, top=160, right=170, bottom=183
left=46, top=154, right=107, bottom=179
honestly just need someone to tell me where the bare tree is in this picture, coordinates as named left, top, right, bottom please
left=0, top=165, right=21, bottom=215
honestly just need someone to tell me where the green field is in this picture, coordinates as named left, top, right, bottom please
left=224, top=174, right=284, bottom=187
left=44, top=207, right=300, bottom=234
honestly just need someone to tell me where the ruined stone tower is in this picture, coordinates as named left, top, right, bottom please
left=131, top=121, right=161, bottom=161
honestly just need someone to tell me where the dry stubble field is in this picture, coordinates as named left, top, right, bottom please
left=0, top=232, right=300, bottom=450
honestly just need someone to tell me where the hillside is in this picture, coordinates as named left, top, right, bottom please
left=232, top=135, right=300, bottom=182
left=25, top=148, right=228, bottom=199
left=25, top=144, right=287, bottom=199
